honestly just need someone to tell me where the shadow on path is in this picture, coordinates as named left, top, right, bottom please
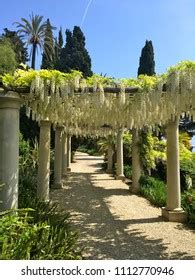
left=51, top=153, right=195, bottom=260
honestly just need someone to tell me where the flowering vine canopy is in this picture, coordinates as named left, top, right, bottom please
left=1, top=61, right=195, bottom=136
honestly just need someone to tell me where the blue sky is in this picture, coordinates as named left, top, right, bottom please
left=1, top=0, right=195, bottom=78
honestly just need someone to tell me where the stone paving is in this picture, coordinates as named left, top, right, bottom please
left=51, top=152, right=195, bottom=260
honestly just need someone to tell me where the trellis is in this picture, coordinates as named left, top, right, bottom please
left=1, top=61, right=195, bottom=222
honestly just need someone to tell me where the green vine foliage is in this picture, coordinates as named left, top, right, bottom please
left=1, top=67, right=159, bottom=91
left=167, top=60, right=195, bottom=74
left=140, top=131, right=165, bottom=173
left=2, top=69, right=83, bottom=88
left=3, top=60, right=194, bottom=91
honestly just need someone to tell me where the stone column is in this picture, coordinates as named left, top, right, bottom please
left=116, top=128, right=125, bottom=180
left=131, top=128, right=142, bottom=193
left=62, top=132, right=68, bottom=177
left=67, top=135, right=71, bottom=172
left=37, top=120, right=51, bottom=201
left=162, top=118, right=187, bottom=222
left=107, top=137, right=113, bottom=174
left=0, top=90, right=21, bottom=210
left=53, top=126, right=63, bottom=188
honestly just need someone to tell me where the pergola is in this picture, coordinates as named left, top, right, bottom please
left=0, top=61, right=195, bottom=222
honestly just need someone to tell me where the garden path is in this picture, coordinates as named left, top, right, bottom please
left=51, top=152, right=195, bottom=260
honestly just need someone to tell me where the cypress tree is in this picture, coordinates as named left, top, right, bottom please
left=54, top=28, right=64, bottom=69
left=138, top=40, right=155, bottom=76
left=138, top=40, right=156, bottom=175
left=58, top=27, right=63, bottom=49
left=59, top=26, right=92, bottom=77
left=58, top=30, right=73, bottom=72
left=41, top=19, right=54, bottom=69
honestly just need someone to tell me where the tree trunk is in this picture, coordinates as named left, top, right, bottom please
left=31, top=43, right=37, bottom=69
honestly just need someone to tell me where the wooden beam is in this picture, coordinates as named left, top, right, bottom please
left=0, top=85, right=139, bottom=95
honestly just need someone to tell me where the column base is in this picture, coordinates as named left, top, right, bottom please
left=106, top=169, right=113, bottom=174
left=131, top=187, right=139, bottom=194
left=115, top=175, right=126, bottom=181
left=162, top=207, right=187, bottom=223
left=52, top=182, right=63, bottom=189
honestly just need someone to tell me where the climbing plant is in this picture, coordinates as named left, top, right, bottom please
left=1, top=60, right=195, bottom=135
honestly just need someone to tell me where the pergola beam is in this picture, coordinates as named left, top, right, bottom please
left=1, top=85, right=139, bottom=95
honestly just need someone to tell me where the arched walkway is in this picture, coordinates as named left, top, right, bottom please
left=51, top=152, right=195, bottom=260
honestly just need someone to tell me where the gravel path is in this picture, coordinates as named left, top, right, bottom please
left=51, top=152, right=195, bottom=260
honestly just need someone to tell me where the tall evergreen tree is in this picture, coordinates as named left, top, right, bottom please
left=138, top=40, right=156, bottom=175
left=58, top=27, right=63, bottom=49
left=53, top=28, right=63, bottom=68
left=1, top=28, right=28, bottom=64
left=41, top=19, right=55, bottom=69
left=138, top=40, right=155, bottom=76
left=58, top=30, right=73, bottom=72
left=59, top=26, right=92, bottom=77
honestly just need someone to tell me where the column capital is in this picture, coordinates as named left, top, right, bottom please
left=40, top=120, right=51, bottom=127
left=167, top=117, right=179, bottom=129
left=56, top=125, right=64, bottom=131
left=0, top=90, right=22, bottom=109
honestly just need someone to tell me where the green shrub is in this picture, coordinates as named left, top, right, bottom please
left=18, top=133, right=38, bottom=208
left=123, top=132, right=132, bottom=165
left=0, top=208, right=81, bottom=260
left=87, top=148, right=97, bottom=155
left=182, top=190, right=195, bottom=224
left=14, top=134, right=82, bottom=260
left=139, top=175, right=167, bottom=207
left=124, top=164, right=132, bottom=179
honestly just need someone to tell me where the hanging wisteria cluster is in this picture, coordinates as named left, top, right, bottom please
left=1, top=61, right=195, bottom=135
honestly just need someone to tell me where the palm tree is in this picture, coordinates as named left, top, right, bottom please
left=14, top=14, right=48, bottom=69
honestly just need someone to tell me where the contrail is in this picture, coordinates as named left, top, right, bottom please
left=81, top=0, right=94, bottom=27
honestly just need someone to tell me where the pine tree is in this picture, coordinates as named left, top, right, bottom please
left=138, top=40, right=155, bottom=76
left=1, top=28, right=28, bottom=64
left=59, top=26, right=92, bottom=77
left=41, top=19, right=55, bottom=69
